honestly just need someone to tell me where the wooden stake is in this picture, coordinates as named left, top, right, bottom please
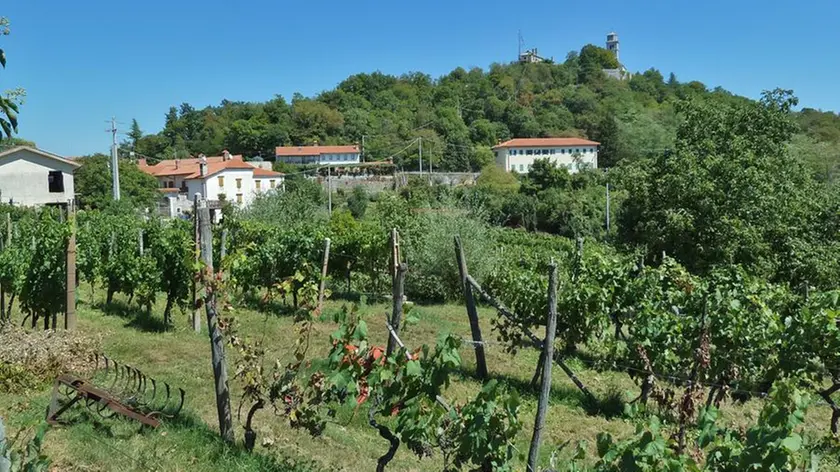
left=198, top=197, right=234, bottom=443
left=220, top=228, right=228, bottom=261
left=527, top=260, right=558, bottom=472
left=192, top=194, right=201, bottom=333
left=65, top=209, right=77, bottom=330
left=386, top=230, right=405, bottom=357
left=318, top=237, right=331, bottom=311
left=454, top=235, right=488, bottom=379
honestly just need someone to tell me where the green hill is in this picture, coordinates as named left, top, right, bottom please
left=130, top=43, right=840, bottom=176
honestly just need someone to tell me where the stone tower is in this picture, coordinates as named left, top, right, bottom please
left=606, top=32, right=619, bottom=62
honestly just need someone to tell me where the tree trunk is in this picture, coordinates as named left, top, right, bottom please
left=163, top=294, right=174, bottom=327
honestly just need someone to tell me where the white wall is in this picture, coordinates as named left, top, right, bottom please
left=497, top=146, right=598, bottom=173
left=199, top=169, right=255, bottom=206
left=320, top=152, right=361, bottom=165
left=0, top=149, right=76, bottom=206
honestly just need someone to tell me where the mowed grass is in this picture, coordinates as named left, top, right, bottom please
left=1, top=286, right=836, bottom=471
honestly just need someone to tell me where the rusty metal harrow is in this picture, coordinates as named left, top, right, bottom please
left=47, top=354, right=185, bottom=428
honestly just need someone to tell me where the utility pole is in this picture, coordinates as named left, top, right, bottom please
left=418, top=137, right=423, bottom=173
left=108, top=117, right=120, bottom=201
left=361, top=135, right=366, bottom=163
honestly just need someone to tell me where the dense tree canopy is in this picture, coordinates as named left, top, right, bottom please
left=618, top=90, right=839, bottom=286
left=74, top=154, right=160, bottom=210
left=0, top=16, right=20, bottom=141
left=125, top=42, right=840, bottom=176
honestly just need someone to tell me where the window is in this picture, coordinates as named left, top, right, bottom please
left=255, top=180, right=261, bottom=190
left=526, top=149, right=533, bottom=156
left=48, top=171, right=64, bottom=193
left=270, top=179, right=276, bottom=188
left=541, top=149, right=548, bottom=155
left=236, top=193, right=243, bottom=204
left=236, top=178, right=242, bottom=189
left=519, top=164, right=525, bottom=172
left=550, top=149, right=555, bottom=155
left=218, top=176, right=225, bottom=187
left=561, top=149, right=566, bottom=154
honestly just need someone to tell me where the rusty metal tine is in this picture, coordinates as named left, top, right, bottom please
left=133, top=368, right=148, bottom=405
left=170, top=388, right=186, bottom=416
left=145, top=377, right=158, bottom=407
left=160, top=382, right=172, bottom=412
left=108, top=360, right=120, bottom=392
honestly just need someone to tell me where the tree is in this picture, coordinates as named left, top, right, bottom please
left=74, top=154, right=161, bottom=210
left=346, top=185, right=368, bottom=219
left=619, top=90, right=829, bottom=285
left=593, top=114, right=621, bottom=167
left=127, top=118, right=143, bottom=147
left=0, top=17, right=20, bottom=140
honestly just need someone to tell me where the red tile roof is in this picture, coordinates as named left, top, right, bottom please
left=492, top=138, right=600, bottom=149
left=138, top=153, right=252, bottom=178
left=183, top=159, right=256, bottom=180
left=252, top=167, right=284, bottom=177
left=275, top=145, right=359, bottom=157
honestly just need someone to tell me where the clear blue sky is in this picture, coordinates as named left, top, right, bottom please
left=4, top=0, right=839, bottom=156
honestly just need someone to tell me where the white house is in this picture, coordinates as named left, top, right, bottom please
left=0, top=146, right=80, bottom=207
left=138, top=150, right=284, bottom=217
left=492, top=138, right=600, bottom=174
left=275, top=145, right=361, bottom=165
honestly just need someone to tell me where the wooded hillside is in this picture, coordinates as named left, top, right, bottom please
left=128, top=43, right=840, bottom=176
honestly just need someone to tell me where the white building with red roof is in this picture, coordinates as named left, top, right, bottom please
left=492, top=138, right=600, bottom=174
left=138, top=150, right=284, bottom=216
left=275, top=145, right=360, bottom=165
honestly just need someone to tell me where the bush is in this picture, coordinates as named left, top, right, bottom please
left=404, top=210, right=497, bottom=302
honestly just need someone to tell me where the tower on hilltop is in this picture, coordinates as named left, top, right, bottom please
left=606, top=32, right=620, bottom=62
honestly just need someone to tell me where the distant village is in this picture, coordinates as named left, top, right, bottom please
left=0, top=33, right=626, bottom=217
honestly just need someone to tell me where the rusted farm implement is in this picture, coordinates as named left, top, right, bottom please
left=46, top=354, right=185, bottom=428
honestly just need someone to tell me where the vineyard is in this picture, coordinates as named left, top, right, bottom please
left=1, top=197, right=840, bottom=471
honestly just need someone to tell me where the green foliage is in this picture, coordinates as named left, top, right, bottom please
left=0, top=16, right=20, bottom=141
left=346, top=185, right=369, bottom=219
left=18, top=211, right=69, bottom=327
left=74, top=154, right=161, bottom=210
left=619, top=90, right=835, bottom=288
left=0, top=418, right=50, bottom=472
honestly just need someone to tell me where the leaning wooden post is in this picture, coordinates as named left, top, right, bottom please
left=318, top=237, right=331, bottom=311
left=191, top=194, right=201, bottom=333
left=527, top=260, right=558, bottom=472
left=198, top=197, right=235, bottom=443
left=454, top=235, right=488, bottom=379
left=65, top=207, right=77, bottom=330
left=386, top=229, right=406, bottom=357
left=220, top=228, right=228, bottom=261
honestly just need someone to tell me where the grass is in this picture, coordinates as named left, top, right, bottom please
left=1, top=286, right=837, bottom=471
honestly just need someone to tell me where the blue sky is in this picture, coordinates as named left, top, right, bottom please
left=3, top=0, right=839, bottom=156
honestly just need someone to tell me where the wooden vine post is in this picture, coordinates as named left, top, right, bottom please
left=198, top=197, right=235, bottom=443
left=191, top=194, right=201, bottom=333
left=0, top=213, right=7, bottom=321
left=527, top=260, right=558, bottom=472
left=220, top=228, right=228, bottom=261
left=65, top=205, right=77, bottom=330
left=318, top=237, right=331, bottom=311
left=386, top=229, right=407, bottom=357
left=454, top=235, right=488, bottom=379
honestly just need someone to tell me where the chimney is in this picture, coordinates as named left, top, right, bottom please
left=199, top=154, right=208, bottom=177
left=222, top=149, right=231, bottom=161
left=175, top=159, right=179, bottom=169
